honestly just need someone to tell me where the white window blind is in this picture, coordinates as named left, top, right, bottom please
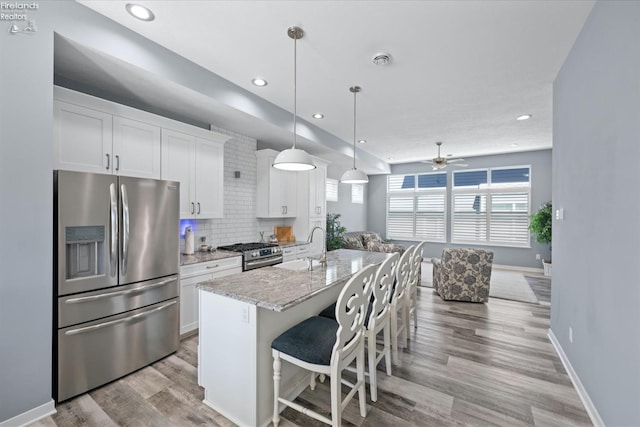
left=452, top=167, right=531, bottom=247
left=351, top=184, right=364, bottom=204
left=326, top=178, right=338, bottom=202
left=386, top=172, right=446, bottom=242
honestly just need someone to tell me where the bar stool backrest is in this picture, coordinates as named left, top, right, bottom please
left=332, top=264, right=377, bottom=365
left=392, top=246, right=415, bottom=305
left=368, top=253, right=400, bottom=330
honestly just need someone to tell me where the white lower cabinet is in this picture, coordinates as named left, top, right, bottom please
left=282, top=244, right=311, bottom=262
left=179, top=257, right=242, bottom=335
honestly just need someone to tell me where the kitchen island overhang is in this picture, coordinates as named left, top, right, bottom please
left=197, top=249, right=392, bottom=427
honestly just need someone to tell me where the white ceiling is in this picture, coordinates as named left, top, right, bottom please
left=73, top=0, right=594, bottom=171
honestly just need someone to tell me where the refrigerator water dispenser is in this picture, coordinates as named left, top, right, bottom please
left=65, top=225, right=105, bottom=280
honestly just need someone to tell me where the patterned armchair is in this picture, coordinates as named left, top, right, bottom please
left=342, top=231, right=406, bottom=254
left=431, top=248, right=494, bottom=303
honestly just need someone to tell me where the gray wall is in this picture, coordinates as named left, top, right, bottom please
left=0, top=2, right=55, bottom=420
left=326, top=164, right=368, bottom=233
left=552, top=1, right=640, bottom=425
left=367, top=150, right=552, bottom=269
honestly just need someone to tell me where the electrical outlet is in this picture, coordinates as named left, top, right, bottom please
left=200, top=236, right=206, bottom=243
left=240, top=306, right=250, bottom=323
left=569, top=327, right=573, bottom=343
left=536, top=254, right=541, bottom=260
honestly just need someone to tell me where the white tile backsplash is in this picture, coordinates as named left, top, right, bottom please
left=180, top=125, right=288, bottom=249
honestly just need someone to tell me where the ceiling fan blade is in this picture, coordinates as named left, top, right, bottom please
left=451, top=163, right=468, bottom=167
left=421, top=160, right=434, bottom=164
left=448, top=158, right=466, bottom=163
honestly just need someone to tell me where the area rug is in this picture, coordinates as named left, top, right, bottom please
left=525, top=275, right=551, bottom=306
left=420, top=262, right=539, bottom=304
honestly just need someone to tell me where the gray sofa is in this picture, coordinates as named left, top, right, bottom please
left=342, top=231, right=406, bottom=254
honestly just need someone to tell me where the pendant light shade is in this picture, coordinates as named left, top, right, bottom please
left=273, top=26, right=316, bottom=172
left=341, top=86, right=369, bottom=184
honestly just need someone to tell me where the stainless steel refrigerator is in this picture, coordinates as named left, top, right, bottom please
left=53, top=170, right=180, bottom=402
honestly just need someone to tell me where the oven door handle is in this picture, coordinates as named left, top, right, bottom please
left=245, top=256, right=283, bottom=269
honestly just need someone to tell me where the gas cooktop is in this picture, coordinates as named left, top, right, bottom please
left=217, top=242, right=278, bottom=252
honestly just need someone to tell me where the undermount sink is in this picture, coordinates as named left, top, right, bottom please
left=275, top=259, right=322, bottom=271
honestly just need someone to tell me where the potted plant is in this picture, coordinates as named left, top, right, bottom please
left=326, top=213, right=347, bottom=251
left=529, top=201, right=552, bottom=276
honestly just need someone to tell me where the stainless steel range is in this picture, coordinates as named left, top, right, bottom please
left=217, top=242, right=283, bottom=271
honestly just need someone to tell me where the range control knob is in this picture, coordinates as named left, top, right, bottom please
left=252, top=251, right=258, bottom=257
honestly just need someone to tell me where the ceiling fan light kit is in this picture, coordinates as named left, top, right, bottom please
left=422, top=141, right=468, bottom=170
left=273, top=26, right=316, bottom=172
left=341, top=86, right=369, bottom=184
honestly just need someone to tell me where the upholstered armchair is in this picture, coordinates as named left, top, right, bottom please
left=431, top=248, right=494, bottom=303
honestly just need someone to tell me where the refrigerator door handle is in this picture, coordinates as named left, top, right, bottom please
left=109, top=183, right=118, bottom=277
left=64, top=300, right=177, bottom=336
left=121, top=184, right=130, bottom=275
left=64, top=277, right=177, bottom=304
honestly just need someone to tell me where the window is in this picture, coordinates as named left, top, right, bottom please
left=351, top=184, right=364, bottom=204
left=326, top=178, right=338, bottom=202
left=387, top=172, right=446, bottom=242
left=452, top=167, right=530, bottom=247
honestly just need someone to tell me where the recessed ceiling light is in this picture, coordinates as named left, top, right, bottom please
left=312, top=113, right=324, bottom=119
left=516, top=114, right=532, bottom=121
left=387, top=157, right=393, bottom=160
left=358, top=140, right=366, bottom=144
left=125, top=3, right=155, bottom=21
left=510, top=143, right=519, bottom=147
left=252, top=78, right=268, bottom=87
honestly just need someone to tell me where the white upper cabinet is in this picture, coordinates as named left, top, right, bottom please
left=195, top=137, right=224, bottom=219
left=255, top=149, right=298, bottom=218
left=160, top=129, right=196, bottom=218
left=112, top=116, right=161, bottom=179
left=53, top=101, right=161, bottom=179
left=308, top=160, right=328, bottom=218
left=161, top=130, right=226, bottom=219
left=53, top=101, right=113, bottom=174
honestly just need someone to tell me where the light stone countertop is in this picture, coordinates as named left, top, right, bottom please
left=197, top=249, right=391, bottom=312
left=277, top=240, right=309, bottom=247
left=180, top=250, right=241, bottom=266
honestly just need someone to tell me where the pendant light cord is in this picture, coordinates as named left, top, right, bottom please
left=293, top=32, right=298, bottom=149
left=352, top=88, right=357, bottom=169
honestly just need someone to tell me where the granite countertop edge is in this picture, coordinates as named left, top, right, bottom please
left=180, top=250, right=242, bottom=266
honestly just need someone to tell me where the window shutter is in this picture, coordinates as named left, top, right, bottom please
left=352, top=184, right=364, bottom=204
left=489, top=192, right=530, bottom=246
left=452, top=193, right=487, bottom=243
left=387, top=195, right=414, bottom=239
left=415, top=193, right=446, bottom=241
left=326, top=178, right=338, bottom=202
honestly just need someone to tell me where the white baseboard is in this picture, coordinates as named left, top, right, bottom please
left=547, top=329, right=605, bottom=427
left=0, top=399, right=56, bottom=427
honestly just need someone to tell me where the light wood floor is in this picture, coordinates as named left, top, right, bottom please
left=31, top=289, right=591, bottom=427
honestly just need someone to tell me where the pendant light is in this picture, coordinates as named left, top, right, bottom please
left=340, top=86, right=369, bottom=183
left=272, top=26, right=316, bottom=172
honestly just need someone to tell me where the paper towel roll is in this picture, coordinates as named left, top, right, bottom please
left=184, top=226, right=195, bottom=255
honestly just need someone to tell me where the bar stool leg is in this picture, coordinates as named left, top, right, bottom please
left=357, top=344, right=367, bottom=417
left=367, top=330, right=378, bottom=402
left=310, top=372, right=317, bottom=390
left=273, top=353, right=282, bottom=427
left=383, top=322, right=392, bottom=375
left=330, top=367, right=342, bottom=427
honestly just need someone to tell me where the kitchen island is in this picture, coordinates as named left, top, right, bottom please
left=197, top=249, right=391, bottom=427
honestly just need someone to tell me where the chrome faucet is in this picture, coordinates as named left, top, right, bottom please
left=307, top=225, right=327, bottom=265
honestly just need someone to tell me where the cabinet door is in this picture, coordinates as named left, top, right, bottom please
left=281, top=170, right=298, bottom=217
left=112, top=116, right=161, bottom=179
left=195, top=138, right=224, bottom=219
left=180, top=272, right=213, bottom=335
left=161, top=129, right=196, bottom=218
left=309, top=164, right=327, bottom=218
left=54, top=101, right=113, bottom=174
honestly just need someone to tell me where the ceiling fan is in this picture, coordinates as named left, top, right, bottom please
left=421, top=141, right=468, bottom=170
